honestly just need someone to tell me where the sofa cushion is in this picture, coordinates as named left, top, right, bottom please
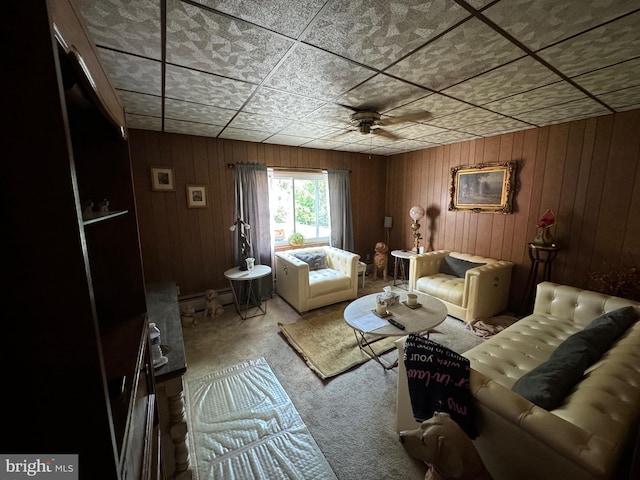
left=416, top=275, right=465, bottom=307
left=512, top=306, right=638, bottom=409
left=308, top=269, right=350, bottom=297
left=439, top=255, right=485, bottom=278
left=294, top=252, right=328, bottom=271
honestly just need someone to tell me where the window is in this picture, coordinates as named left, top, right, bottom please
left=268, top=169, right=330, bottom=246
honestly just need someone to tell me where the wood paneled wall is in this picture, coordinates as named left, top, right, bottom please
left=129, top=130, right=387, bottom=295
left=386, top=109, right=640, bottom=312
left=130, top=108, right=640, bottom=306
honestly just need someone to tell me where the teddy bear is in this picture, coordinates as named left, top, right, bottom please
left=205, top=289, right=224, bottom=318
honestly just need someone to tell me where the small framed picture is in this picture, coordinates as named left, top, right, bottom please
left=151, top=166, right=175, bottom=191
left=186, top=185, right=207, bottom=208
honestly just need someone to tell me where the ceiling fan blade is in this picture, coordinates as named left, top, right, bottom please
left=373, top=128, right=402, bottom=141
left=331, top=129, right=356, bottom=139
left=382, top=110, right=432, bottom=125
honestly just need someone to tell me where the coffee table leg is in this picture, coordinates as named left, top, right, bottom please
left=353, top=330, right=398, bottom=370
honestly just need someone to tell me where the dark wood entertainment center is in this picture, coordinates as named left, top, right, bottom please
left=4, top=0, right=161, bottom=477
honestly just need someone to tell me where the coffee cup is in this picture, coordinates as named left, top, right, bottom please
left=407, top=293, right=418, bottom=306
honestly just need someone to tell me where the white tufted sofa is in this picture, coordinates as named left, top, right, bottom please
left=275, top=246, right=360, bottom=313
left=408, top=250, right=514, bottom=323
left=396, top=282, right=640, bottom=479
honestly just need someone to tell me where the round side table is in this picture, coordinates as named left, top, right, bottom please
left=391, top=250, right=417, bottom=289
left=224, top=264, right=272, bottom=320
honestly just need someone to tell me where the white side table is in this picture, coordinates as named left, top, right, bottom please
left=390, top=250, right=417, bottom=289
left=224, top=265, right=272, bottom=320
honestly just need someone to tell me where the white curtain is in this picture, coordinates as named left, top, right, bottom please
left=233, top=163, right=273, bottom=297
left=328, top=168, right=354, bottom=251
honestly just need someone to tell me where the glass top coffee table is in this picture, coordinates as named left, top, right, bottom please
left=344, top=291, right=447, bottom=369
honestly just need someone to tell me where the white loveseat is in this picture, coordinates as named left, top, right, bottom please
left=397, top=282, right=640, bottom=480
left=275, top=246, right=360, bottom=313
left=409, top=250, right=514, bottom=323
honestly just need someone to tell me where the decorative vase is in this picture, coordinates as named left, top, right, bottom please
left=533, top=226, right=555, bottom=246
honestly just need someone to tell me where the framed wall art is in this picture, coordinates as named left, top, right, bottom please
left=449, top=161, right=517, bottom=213
left=186, top=185, right=207, bottom=208
left=151, top=166, right=175, bottom=191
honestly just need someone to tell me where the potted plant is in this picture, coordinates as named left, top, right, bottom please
left=288, top=232, right=305, bottom=247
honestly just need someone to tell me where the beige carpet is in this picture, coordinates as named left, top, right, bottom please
left=278, top=300, right=484, bottom=380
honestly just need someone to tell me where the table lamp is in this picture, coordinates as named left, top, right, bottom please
left=409, top=206, right=425, bottom=252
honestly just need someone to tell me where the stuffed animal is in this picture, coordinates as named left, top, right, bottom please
left=205, top=289, right=224, bottom=318
left=400, top=412, right=493, bottom=480
left=181, top=305, right=196, bottom=327
left=372, top=241, right=388, bottom=281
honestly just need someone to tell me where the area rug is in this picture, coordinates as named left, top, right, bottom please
left=278, top=303, right=483, bottom=380
left=185, top=357, right=337, bottom=480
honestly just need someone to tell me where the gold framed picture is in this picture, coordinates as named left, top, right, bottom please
left=449, top=161, right=517, bottom=213
left=150, top=166, right=175, bottom=191
left=186, top=185, right=207, bottom=208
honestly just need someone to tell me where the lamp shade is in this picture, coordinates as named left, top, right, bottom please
left=409, top=205, right=425, bottom=221
left=384, top=216, right=393, bottom=228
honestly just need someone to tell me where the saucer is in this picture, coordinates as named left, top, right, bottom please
left=402, top=301, right=422, bottom=309
left=371, top=309, right=392, bottom=318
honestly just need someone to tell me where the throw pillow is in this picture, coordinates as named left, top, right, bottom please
left=512, top=306, right=638, bottom=410
left=294, top=252, right=328, bottom=271
left=439, top=255, right=485, bottom=278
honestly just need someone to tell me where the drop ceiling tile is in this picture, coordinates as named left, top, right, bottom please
left=243, top=88, right=326, bottom=119
left=382, top=139, right=436, bottom=151
left=572, top=58, right=640, bottom=96
left=126, top=113, right=162, bottom=131
left=264, top=134, right=313, bottom=147
left=165, top=118, right=223, bottom=137
left=461, top=117, right=533, bottom=136
left=483, top=82, right=587, bottom=116
left=386, top=93, right=471, bottom=121
left=192, top=0, right=325, bottom=38
left=392, top=123, right=448, bottom=138
left=278, top=122, right=343, bottom=139
left=303, top=0, right=468, bottom=70
left=513, top=98, right=611, bottom=125
left=428, top=107, right=509, bottom=129
left=334, top=143, right=370, bottom=153
left=301, top=103, right=357, bottom=127
left=423, top=130, right=481, bottom=145
left=166, top=0, right=294, bottom=83
left=303, top=138, right=352, bottom=150
left=538, top=12, right=640, bottom=77
left=165, top=65, right=255, bottom=109
left=367, top=145, right=407, bottom=156
left=336, top=74, right=429, bottom=112
left=265, top=44, right=375, bottom=101
left=443, top=56, right=561, bottom=105
left=219, top=127, right=273, bottom=142
left=483, top=0, right=639, bottom=51
left=227, top=112, right=293, bottom=133
left=165, top=98, right=235, bottom=125
left=387, top=18, right=525, bottom=91
left=118, top=91, right=162, bottom=117
left=97, top=48, right=162, bottom=95
left=597, top=86, right=640, bottom=111
left=77, top=0, right=162, bottom=60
